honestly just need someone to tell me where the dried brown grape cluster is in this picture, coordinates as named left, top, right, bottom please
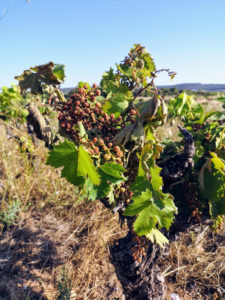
left=113, top=181, right=134, bottom=204
left=120, top=151, right=139, bottom=199
left=58, top=84, right=141, bottom=214
left=123, top=44, right=146, bottom=68
left=111, top=151, right=140, bottom=224
left=131, top=235, right=148, bottom=264
left=192, top=123, right=205, bottom=132
left=58, top=83, right=136, bottom=163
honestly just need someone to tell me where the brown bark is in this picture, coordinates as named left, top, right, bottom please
left=110, top=231, right=166, bottom=300
left=27, top=103, right=52, bottom=145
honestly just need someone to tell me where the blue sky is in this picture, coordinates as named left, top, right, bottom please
left=0, top=0, right=225, bottom=88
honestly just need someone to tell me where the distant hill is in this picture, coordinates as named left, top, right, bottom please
left=158, top=83, right=225, bottom=92
left=61, top=87, right=74, bottom=94
left=61, top=83, right=225, bottom=94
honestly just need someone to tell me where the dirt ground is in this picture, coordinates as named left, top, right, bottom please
left=0, top=208, right=224, bottom=300
left=0, top=207, right=126, bottom=300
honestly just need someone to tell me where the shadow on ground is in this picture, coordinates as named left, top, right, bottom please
left=0, top=212, right=78, bottom=300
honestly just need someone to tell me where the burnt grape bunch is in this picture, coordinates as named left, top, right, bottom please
left=58, top=83, right=137, bottom=164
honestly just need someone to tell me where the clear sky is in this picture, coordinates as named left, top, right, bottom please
left=0, top=0, right=225, bottom=88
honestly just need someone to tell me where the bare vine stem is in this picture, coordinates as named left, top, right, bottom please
left=121, top=79, right=155, bottom=118
left=121, top=68, right=176, bottom=119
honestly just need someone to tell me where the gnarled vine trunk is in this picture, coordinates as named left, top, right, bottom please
left=27, top=103, right=52, bottom=146
left=110, top=231, right=166, bottom=300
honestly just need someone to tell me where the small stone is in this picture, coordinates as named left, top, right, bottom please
left=170, top=293, right=181, bottom=300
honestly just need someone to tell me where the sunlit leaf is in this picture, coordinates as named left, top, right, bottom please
left=77, top=145, right=101, bottom=185
left=199, top=152, right=225, bottom=217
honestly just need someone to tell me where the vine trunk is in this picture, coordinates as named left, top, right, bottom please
left=110, top=230, right=166, bottom=300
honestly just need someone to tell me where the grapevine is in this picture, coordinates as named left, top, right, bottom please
left=13, top=44, right=225, bottom=299
left=46, top=45, right=178, bottom=250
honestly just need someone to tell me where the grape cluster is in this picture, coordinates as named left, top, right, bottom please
left=113, top=181, right=134, bottom=204
left=89, top=138, right=125, bottom=164
left=58, top=84, right=103, bottom=137
left=58, top=84, right=140, bottom=218
left=112, top=151, right=140, bottom=225
left=58, top=83, right=137, bottom=163
left=192, top=123, right=205, bottom=132
left=131, top=235, right=148, bottom=264
left=123, top=44, right=146, bottom=69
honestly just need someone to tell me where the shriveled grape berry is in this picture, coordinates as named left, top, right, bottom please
left=94, top=147, right=99, bottom=154
left=114, top=146, right=120, bottom=152
left=98, top=139, right=104, bottom=146
left=117, top=151, right=123, bottom=158
left=92, top=137, right=98, bottom=144
left=130, top=109, right=136, bottom=115
left=104, top=154, right=111, bottom=161
left=102, top=145, right=107, bottom=151
left=95, top=102, right=101, bottom=108
left=78, top=88, right=84, bottom=94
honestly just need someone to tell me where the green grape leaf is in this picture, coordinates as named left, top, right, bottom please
left=52, top=64, right=65, bottom=82
left=130, top=176, right=151, bottom=197
left=138, top=141, right=163, bottom=179
left=96, top=165, right=125, bottom=201
left=133, top=205, right=155, bottom=235
left=83, top=163, right=125, bottom=202
left=199, top=152, right=225, bottom=217
left=77, top=145, right=101, bottom=185
left=100, top=163, right=126, bottom=179
left=0, top=85, right=28, bottom=123
left=124, top=170, right=177, bottom=244
left=100, top=45, right=156, bottom=116
left=177, top=92, right=187, bottom=114
left=132, top=196, right=176, bottom=236
left=83, top=178, right=98, bottom=201
left=46, top=140, right=85, bottom=186
left=168, top=92, right=205, bottom=123
left=124, top=190, right=152, bottom=215
left=102, top=88, right=132, bottom=116
left=78, top=81, right=91, bottom=90
left=117, top=64, right=132, bottom=77
left=193, top=104, right=204, bottom=121
left=141, top=50, right=156, bottom=73
left=47, top=141, right=100, bottom=186
left=146, top=229, right=169, bottom=247
left=124, top=177, right=153, bottom=215
left=138, top=145, right=153, bottom=177
left=102, top=93, right=129, bottom=116
left=202, top=111, right=220, bottom=123
left=100, top=68, right=133, bottom=116
left=215, top=127, right=225, bottom=150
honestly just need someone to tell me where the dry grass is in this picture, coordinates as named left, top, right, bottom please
left=0, top=205, right=126, bottom=299
left=0, top=120, right=126, bottom=299
left=164, top=223, right=225, bottom=299
left=0, top=119, right=224, bottom=300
